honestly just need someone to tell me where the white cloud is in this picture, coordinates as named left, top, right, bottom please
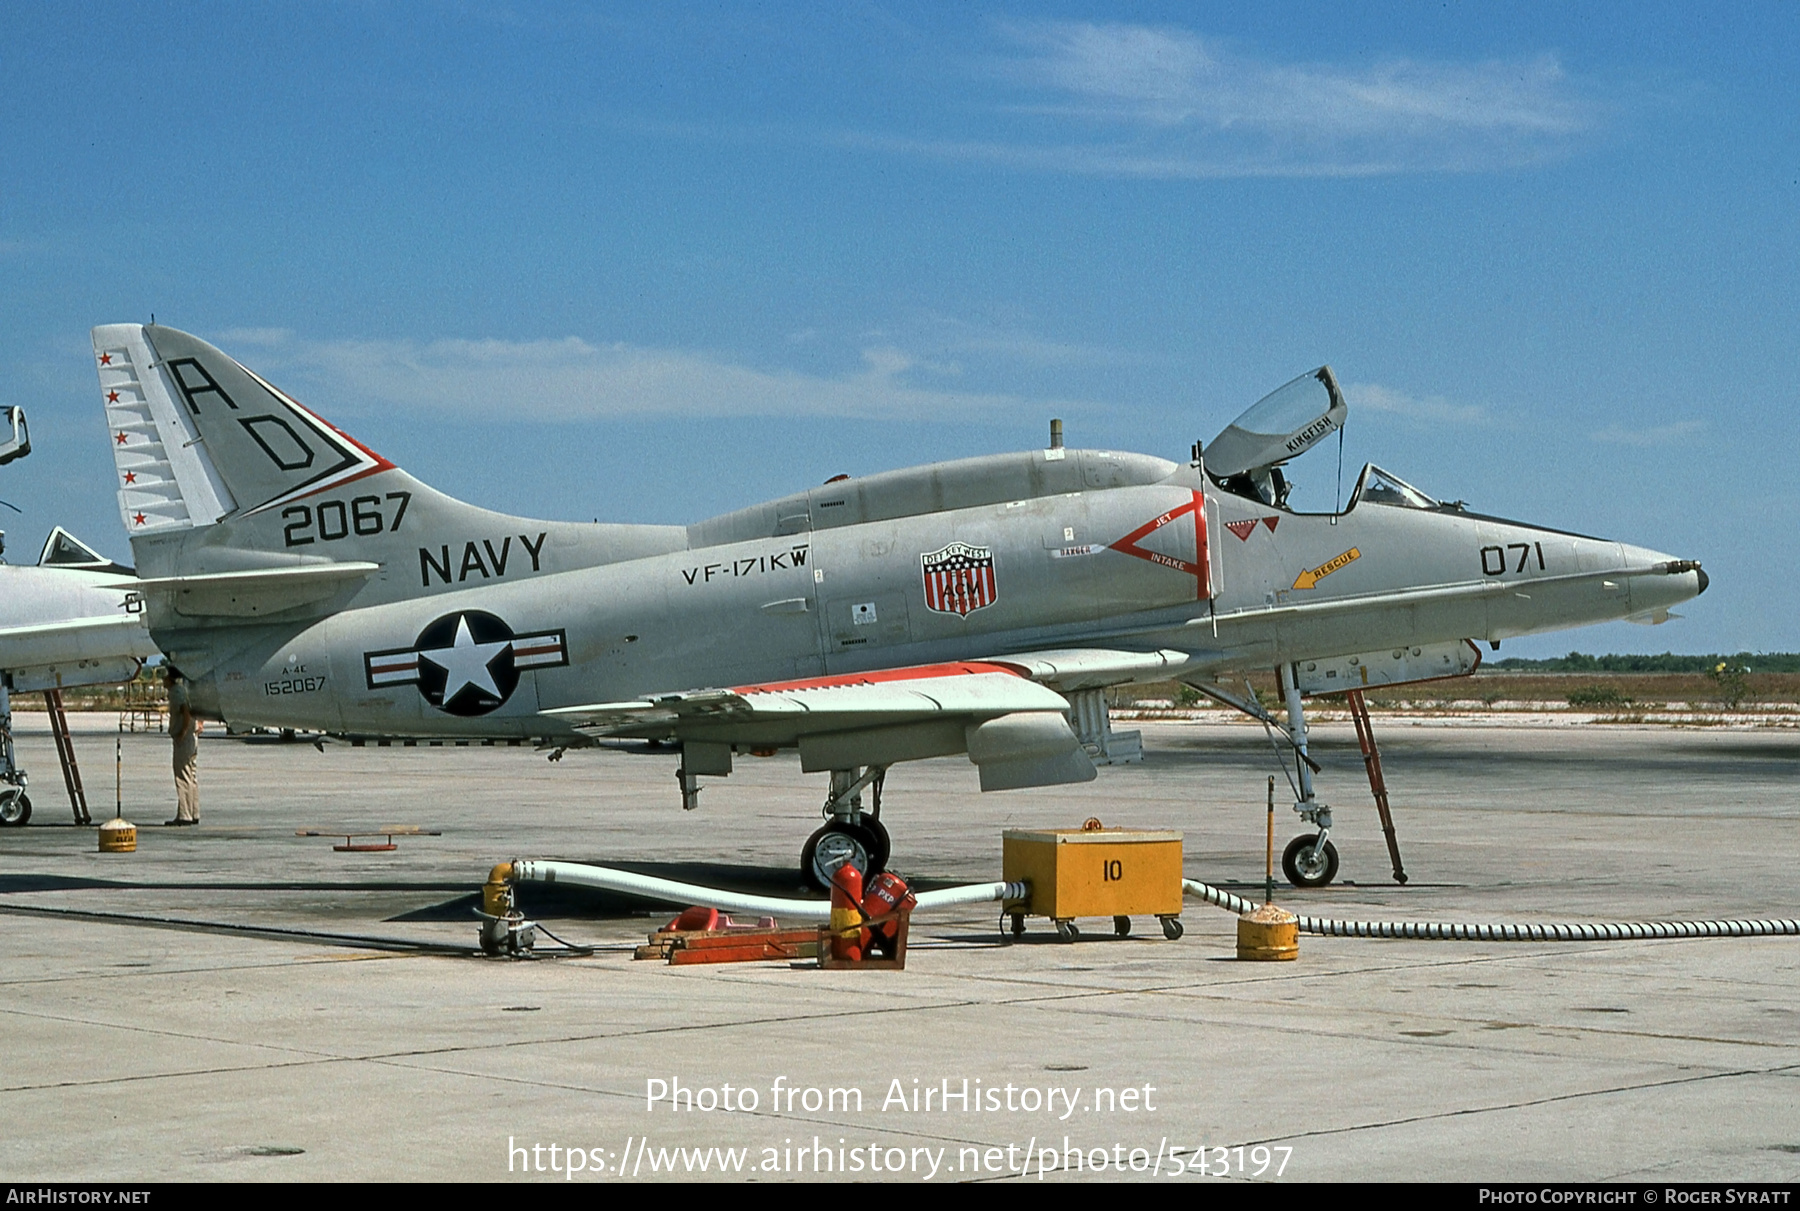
left=228, top=332, right=1081, bottom=422
left=1345, top=381, right=1492, bottom=425
left=960, top=22, right=1604, bottom=177
left=900, top=309, right=1153, bottom=369
left=1591, top=419, right=1704, bottom=447
left=214, top=327, right=295, bottom=347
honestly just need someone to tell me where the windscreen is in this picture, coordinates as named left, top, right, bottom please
left=1354, top=465, right=1440, bottom=510
left=38, top=526, right=110, bottom=568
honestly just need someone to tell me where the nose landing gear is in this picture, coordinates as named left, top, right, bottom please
left=1278, top=662, right=1337, bottom=888
left=1281, top=833, right=1339, bottom=888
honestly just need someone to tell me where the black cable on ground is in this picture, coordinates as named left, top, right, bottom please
left=0, top=901, right=478, bottom=955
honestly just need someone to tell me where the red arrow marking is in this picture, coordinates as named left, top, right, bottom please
left=1108, top=490, right=1211, bottom=599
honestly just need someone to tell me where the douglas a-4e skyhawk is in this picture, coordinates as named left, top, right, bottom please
left=92, top=324, right=1706, bottom=886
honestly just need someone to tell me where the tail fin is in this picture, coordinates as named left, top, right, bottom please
left=92, top=324, right=685, bottom=593
left=95, top=323, right=392, bottom=534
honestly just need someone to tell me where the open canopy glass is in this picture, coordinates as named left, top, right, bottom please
left=1205, top=367, right=1346, bottom=479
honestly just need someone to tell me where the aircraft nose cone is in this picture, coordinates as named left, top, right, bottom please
left=1695, top=567, right=1709, bottom=596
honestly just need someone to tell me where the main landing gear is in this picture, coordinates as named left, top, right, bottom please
left=801, top=765, right=891, bottom=890
left=0, top=682, right=31, bottom=828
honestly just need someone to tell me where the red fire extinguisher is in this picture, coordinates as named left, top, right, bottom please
left=862, top=871, right=915, bottom=957
left=828, top=864, right=869, bottom=961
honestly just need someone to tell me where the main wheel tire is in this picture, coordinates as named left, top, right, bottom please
left=1282, top=833, right=1340, bottom=888
left=0, top=789, right=30, bottom=827
left=801, top=820, right=884, bottom=891
left=861, top=815, right=892, bottom=872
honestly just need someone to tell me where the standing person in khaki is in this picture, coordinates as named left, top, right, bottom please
left=165, top=667, right=200, bottom=826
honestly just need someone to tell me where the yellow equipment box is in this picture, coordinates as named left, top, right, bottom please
left=1003, top=827, right=1184, bottom=939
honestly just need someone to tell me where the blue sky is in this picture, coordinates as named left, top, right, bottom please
left=2, top=2, right=1795, bottom=655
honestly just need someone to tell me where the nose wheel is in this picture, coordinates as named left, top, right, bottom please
left=0, top=787, right=30, bottom=827
left=1282, top=832, right=1339, bottom=888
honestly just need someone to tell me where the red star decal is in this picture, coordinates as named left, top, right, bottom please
left=98, top=353, right=113, bottom=366
left=114, top=431, right=129, bottom=444
left=123, top=471, right=137, bottom=484
left=106, top=390, right=120, bottom=403
left=133, top=513, right=147, bottom=526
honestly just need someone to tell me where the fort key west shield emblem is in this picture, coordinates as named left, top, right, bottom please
left=920, top=542, right=997, bottom=617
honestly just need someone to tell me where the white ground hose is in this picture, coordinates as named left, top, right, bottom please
left=510, top=859, right=1024, bottom=921
left=1182, top=879, right=1800, bottom=941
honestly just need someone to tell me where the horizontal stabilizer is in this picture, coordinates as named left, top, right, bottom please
left=134, top=562, right=380, bottom=618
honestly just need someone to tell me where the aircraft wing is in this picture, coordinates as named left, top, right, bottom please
left=980, top=647, right=1196, bottom=692
left=543, top=660, right=1095, bottom=791
left=0, top=613, right=159, bottom=689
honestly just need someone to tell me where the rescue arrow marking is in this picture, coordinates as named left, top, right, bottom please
left=1292, top=547, right=1360, bottom=590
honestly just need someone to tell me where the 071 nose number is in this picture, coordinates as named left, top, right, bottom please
left=1480, top=541, right=1545, bottom=576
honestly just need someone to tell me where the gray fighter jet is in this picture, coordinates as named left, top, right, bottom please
left=0, top=527, right=158, bottom=824
left=92, top=324, right=1706, bottom=885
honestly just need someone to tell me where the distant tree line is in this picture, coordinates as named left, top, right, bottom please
left=1490, top=652, right=1800, bottom=673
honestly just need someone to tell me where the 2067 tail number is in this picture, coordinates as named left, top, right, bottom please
left=283, top=492, right=411, bottom=547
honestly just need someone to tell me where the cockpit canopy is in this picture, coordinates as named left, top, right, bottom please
left=0, top=405, right=28, bottom=466
left=1205, top=367, right=1457, bottom=516
left=1205, top=366, right=1346, bottom=508
left=37, top=526, right=133, bottom=575
left=1205, top=367, right=1345, bottom=480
